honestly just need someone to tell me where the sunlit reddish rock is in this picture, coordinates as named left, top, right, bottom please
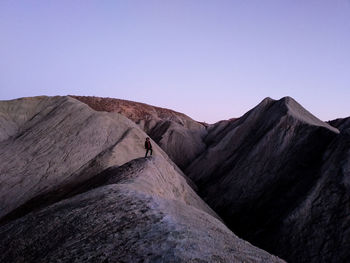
left=71, top=95, right=207, bottom=169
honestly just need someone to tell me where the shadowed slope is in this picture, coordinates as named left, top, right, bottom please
left=1, top=94, right=347, bottom=262
left=277, top=126, right=350, bottom=262
left=329, top=117, right=350, bottom=131
left=186, top=96, right=342, bottom=262
left=0, top=156, right=284, bottom=263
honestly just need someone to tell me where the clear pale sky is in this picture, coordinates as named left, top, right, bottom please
left=1, top=0, right=349, bottom=123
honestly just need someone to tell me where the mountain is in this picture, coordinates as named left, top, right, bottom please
left=185, top=96, right=348, bottom=262
left=1, top=94, right=348, bottom=262
left=0, top=96, right=174, bottom=221
left=71, top=96, right=207, bottom=169
left=0, top=96, right=283, bottom=262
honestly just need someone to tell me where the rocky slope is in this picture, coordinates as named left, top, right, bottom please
left=186, top=96, right=350, bottom=262
left=0, top=96, right=283, bottom=262
left=329, top=117, right=350, bottom=131
left=277, top=122, right=350, bottom=262
left=0, top=96, right=174, bottom=221
left=1, top=94, right=349, bottom=263
left=0, top=156, right=284, bottom=263
left=71, top=96, right=207, bottom=169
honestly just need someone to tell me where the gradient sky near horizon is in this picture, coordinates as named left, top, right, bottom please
left=1, top=0, right=349, bottom=123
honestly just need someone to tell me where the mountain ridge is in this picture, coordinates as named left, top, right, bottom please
left=71, top=95, right=208, bottom=169
left=0, top=97, right=285, bottom=262
left=185, top=96, right=346, bottom=262
left=0, top=94, right=348, bottom=263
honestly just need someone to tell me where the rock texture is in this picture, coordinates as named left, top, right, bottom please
left=0, top=156, right=284, bottom=263
left=71, top=96, right=207, bottom=169
left=0, top=96, right=173, bottom=221
left=329, top=117, right=350, bottom=131
left=186, top=96, right=348, bottom=262
left=277, top=124, right=350, bottom=262
left=1, top=94, right=349, bottom=263
left=0, top=96, right=283, bottom=262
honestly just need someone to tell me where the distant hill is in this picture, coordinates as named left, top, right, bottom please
left=71, top=95, right=207, bottom=169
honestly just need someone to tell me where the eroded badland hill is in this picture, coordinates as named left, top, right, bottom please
left=1, top=95, right=349, bottom=262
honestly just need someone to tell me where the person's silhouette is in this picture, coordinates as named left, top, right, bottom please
left=144, top=137, right=152, bottom=157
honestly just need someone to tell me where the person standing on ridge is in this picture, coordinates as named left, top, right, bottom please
left=144, top=137, right=152, bottom=157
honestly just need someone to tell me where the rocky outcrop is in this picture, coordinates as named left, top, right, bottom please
left=186, top=96, right=345, bottom=262
left=71, top=96, right=207, bottom=169
left=0, top=155, right=284, bottom=263
left=0, top=96, right=173, bottom=221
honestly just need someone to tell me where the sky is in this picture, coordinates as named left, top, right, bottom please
left=0, top=0, right=349, bottom=123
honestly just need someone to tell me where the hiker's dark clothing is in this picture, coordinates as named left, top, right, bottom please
left=145, top=141, right=152, bottom=150
left=145, top=140, right=152, bottom=157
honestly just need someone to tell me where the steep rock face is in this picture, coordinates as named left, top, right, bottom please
left=0, top=96, right=173, bottom=220
left=0, top=156, right=284, bottom=263
left=186, top=97, right=342, bottom=262
left=71, top=96, right=207, bottom=169
left=277, top=128, right=350, bottom=262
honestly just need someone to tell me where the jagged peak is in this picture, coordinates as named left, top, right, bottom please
left=244, top=96, right=339, bottom=134
left=277, top=96, right=339, bottom=133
